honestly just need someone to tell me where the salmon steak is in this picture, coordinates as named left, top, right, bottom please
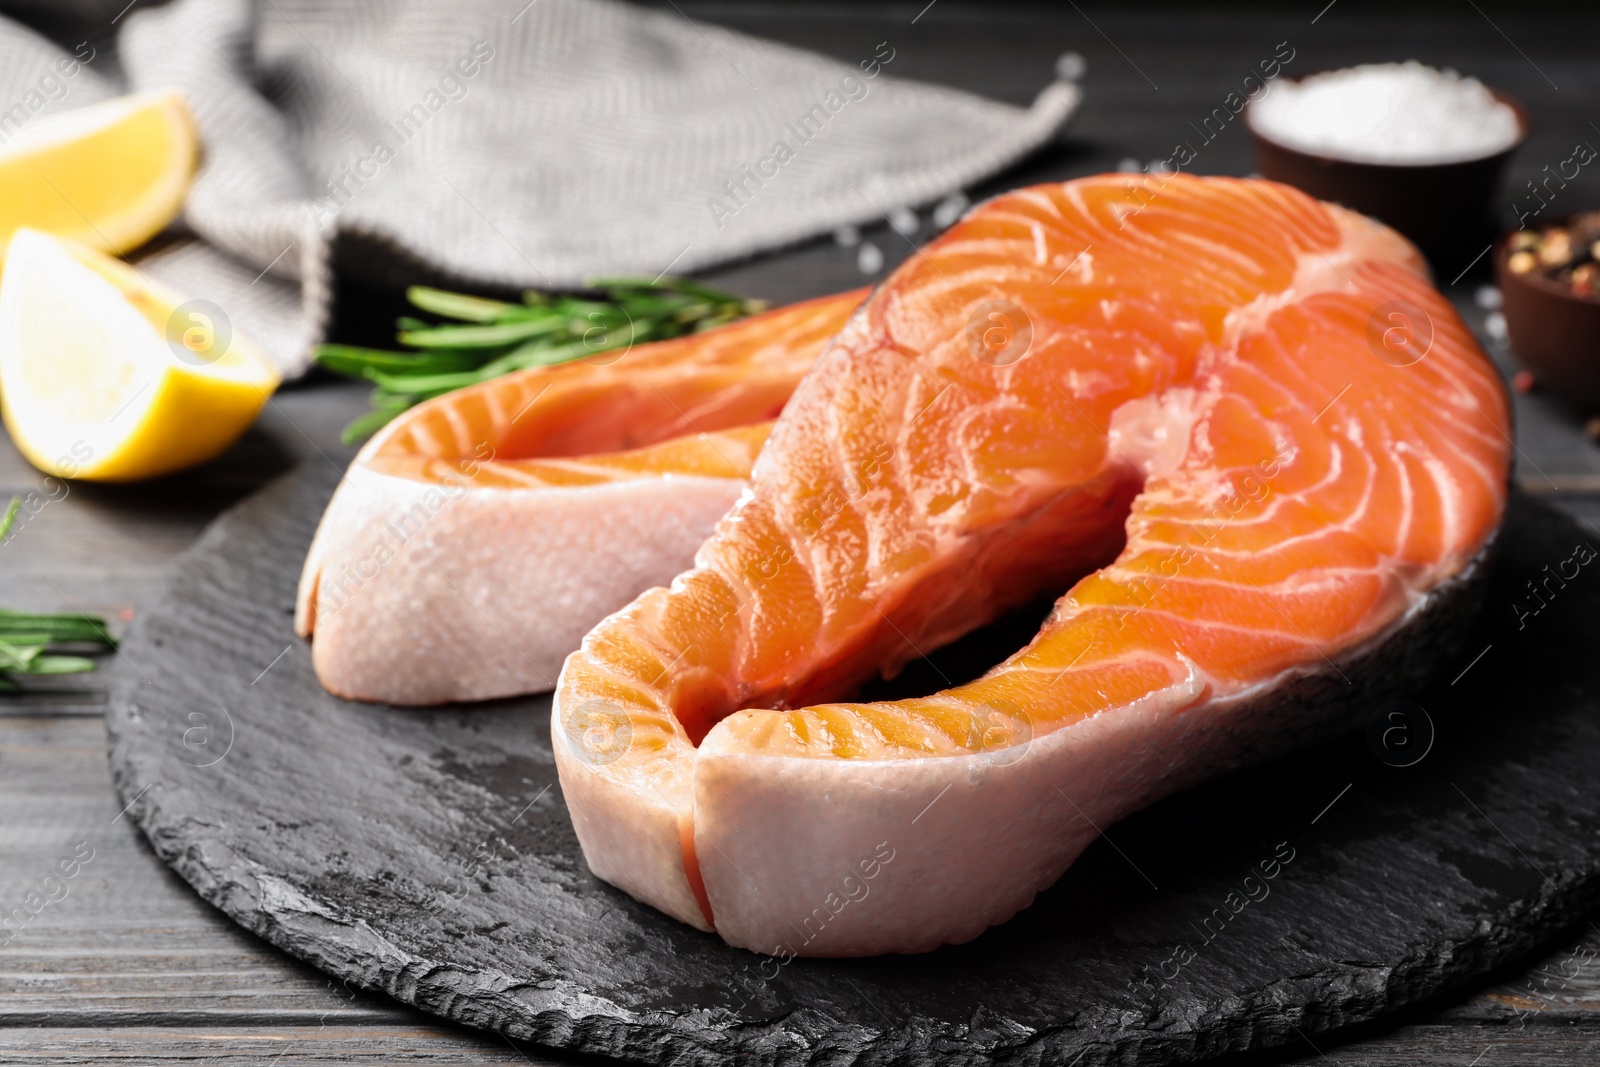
left=296, top=290, right=864, bottom=705
left=553, top=174, right=1511, bottom=957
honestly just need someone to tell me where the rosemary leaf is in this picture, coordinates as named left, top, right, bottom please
left=339, top=398, right=414, bottom=446
left=589, top=275, right=744, bottom=304
left=516, top=329, right=636, bottom=368
left=366, top=367, right=491, bottom=396
left=25, top=653, right=99, bottom=675
left=397, top=316, right=569, bottom=349
left=0, top=640, right=44, bottom=672
left=405, top=286, right=514, bottom=322
left=316, top=345, right=482, bottom=378
left=0, top=611, right=116, bottom=645
left=0, top=532, right=118, bottom=687
left=321, top=276, right=761, bottom=441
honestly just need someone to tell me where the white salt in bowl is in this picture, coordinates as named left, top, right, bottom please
left=1246, top=63, right=1528, bottom=272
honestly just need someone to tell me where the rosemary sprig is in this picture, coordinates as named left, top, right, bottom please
left=316, top=276, right=765, bottom=443
left=0, top=498, right=117, bottom=690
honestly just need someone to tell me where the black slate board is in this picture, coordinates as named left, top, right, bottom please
left=106, top=463, right=1600, bottom=1066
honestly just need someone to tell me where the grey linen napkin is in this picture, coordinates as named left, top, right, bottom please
left=0, top=0, right=1079, bottom=376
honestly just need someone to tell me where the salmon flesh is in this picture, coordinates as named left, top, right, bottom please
left=552, top=175, right=1511, bottom=956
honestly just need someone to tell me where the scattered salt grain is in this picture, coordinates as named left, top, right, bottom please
left=1055, top=51, right=1086, bottom=82
left=889, top=206, right=918, bottom=237
left=833, top=224, right=861, bottom=248
left=1248, top=61, right=1520, bottom=165
left=932, top=192, right=969, bottom=230
left=858, top=243, right=884, bottom=274
left=1116, top=157, right=1141, bottom=173
left=1484, top=311, right=1508, bottom=341
left=1474, top=284, right=1503, bottom=310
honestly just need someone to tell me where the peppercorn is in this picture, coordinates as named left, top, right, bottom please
left=1509, top=230, right=1540, bottom=252
left=1504, top=212, right=1600, bottom=300
left=1573, top=263, right=1598, bottom=298
left=1540, top=230, right=1573, bottom=268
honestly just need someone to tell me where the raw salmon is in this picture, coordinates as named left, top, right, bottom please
left=552, top=174, right=1511, bottom=956
left=295, top=289, right=865, bottom=705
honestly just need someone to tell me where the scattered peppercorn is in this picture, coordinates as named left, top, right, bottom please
left=1512, top=369, right=1537, bottom=394
left=1585, top=415, right=1600, bottom=443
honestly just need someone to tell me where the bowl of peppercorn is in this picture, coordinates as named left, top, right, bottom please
left=1496, top=211, right=1600, bottom=414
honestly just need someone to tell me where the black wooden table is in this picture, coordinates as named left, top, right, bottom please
left=4, top=2, right=1600, bottom=1062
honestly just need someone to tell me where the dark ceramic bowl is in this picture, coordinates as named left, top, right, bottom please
left=1247, top=77, right=1529, bottom=273
left=1496, top=219, right=1600, bottom=414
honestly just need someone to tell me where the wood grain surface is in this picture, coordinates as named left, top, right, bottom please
left=3, top=1, right=1600, bottom=1062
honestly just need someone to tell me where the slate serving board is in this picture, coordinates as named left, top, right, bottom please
left=106, top=463, right=1600, bottom=1066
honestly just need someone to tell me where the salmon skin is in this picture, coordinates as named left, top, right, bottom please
left=295, top=289, right=865, bottom=705
left=553, top=174, right=1511, bottom=957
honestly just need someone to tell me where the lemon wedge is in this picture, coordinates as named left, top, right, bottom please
left=0, top=88, right=197, bottom=261
left=0, top=229, right=279, bottom=482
